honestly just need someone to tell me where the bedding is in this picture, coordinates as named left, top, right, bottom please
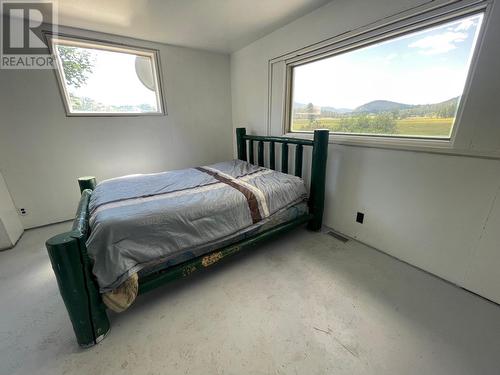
left=138, top=201, right=309, bottom=278
left=102, top=202, right=308, bottom=312
left=87, top=160, right=308, bottom=293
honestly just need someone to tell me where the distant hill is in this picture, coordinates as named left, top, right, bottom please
left=396, top=97, right=459, bottom=118
left=295, top=97, right=459, bottom=118
left=354, top=100, right=414, bottom=113
left=321, top=106, right=352, bottom=114
left=294, top=102, right=352, bottom=114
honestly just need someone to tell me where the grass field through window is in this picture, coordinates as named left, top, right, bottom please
left=292, top=116, right=454, bottom=137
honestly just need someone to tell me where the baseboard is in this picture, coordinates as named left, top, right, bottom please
left=323, top=225, right=500, bottom=308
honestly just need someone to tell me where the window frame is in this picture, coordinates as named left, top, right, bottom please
left=283, top=1, right=489, bottom=148
left=48, top=34, right=166, bottom=117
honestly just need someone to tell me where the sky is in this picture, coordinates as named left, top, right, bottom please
left=292, top=13, right=483, bottom=110
left=60, top=48, right=158, bottom=108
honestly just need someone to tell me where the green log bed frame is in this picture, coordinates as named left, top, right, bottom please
left=45, top=127, right=329, bottom=347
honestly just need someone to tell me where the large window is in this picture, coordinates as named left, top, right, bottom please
left=51, top=37, right=164, bottom=115
left=289, top=12, right=483, bottom=139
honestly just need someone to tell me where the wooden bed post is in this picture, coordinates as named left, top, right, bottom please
left=46, top=185, right=110, bottom=347
left=236, top=127, right=247, bottom=161
left=78, top=176, right=96, bottom=193
left=307, top=129, right=329, bottom=231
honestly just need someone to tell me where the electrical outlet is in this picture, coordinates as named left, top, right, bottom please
left=18, top=208, right=28, bottom=216
left=356, top=212, right=364, bottom=224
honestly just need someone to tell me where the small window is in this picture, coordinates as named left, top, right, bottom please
left=50, top=37, right=164, bottom=115
left=289, top=13, right=484, bottom=139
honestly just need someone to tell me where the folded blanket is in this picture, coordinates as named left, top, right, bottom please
left=102, top=273, right=138, bottom=312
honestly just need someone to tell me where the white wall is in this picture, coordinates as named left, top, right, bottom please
left=0, top=26, right=233, bottom=228
left=231, top=0, right=500, bottom=303
left=0, top=171, right=23, bottom=249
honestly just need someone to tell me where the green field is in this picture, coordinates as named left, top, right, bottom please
left=292, top=117, right=454, bottom=137
left=394, top=117, right=453, bottom=136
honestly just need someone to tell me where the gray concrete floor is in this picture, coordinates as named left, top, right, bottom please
left=1, top=222, right=500, bottom=375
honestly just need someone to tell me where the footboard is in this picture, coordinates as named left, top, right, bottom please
left=45, top=186, right=109, bottom=347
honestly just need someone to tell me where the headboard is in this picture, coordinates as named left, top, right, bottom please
left=235, top=127, right=328, bottom=230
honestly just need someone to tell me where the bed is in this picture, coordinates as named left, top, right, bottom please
left=45, top=127, right=329, bottom=347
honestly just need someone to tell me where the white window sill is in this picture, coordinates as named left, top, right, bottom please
left=283, top=132, right=500, bottom=160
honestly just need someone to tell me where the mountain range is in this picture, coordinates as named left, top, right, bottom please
left=294, top=97, right=459, bottom=117
left=354, top=100, right=413, bottom=113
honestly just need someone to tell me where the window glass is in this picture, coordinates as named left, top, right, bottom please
left=290, top=13, right=483, bottom=138
left=52, top=38, right=163, bottom=115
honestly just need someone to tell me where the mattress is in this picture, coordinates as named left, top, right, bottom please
left=87, top=160, right=308, bottom=292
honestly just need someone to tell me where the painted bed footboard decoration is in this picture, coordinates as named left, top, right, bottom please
left=46, top=127, right=329, bottom=347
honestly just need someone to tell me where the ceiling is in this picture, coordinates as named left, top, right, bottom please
left=47, top=0, right=332, bottom=53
